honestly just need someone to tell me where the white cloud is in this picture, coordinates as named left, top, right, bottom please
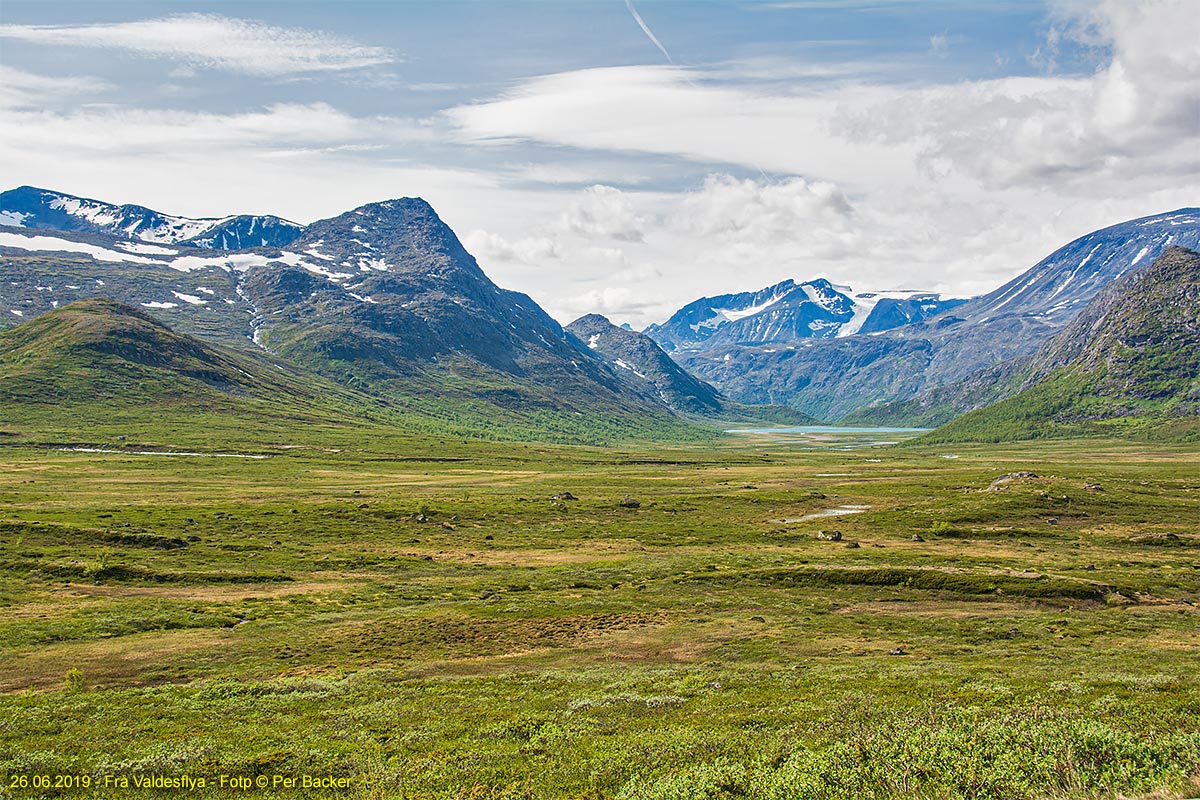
left=838, top=0, right=1200, bottom=190
left=674, top=174, right=855, bottom=247
left=558, top=185, right=649, bottom=242
left=557, top=286, right=663, bottom=323
left=0, top=13, right=396, bottom=77
left=837, top=21, right=1200, bottom=190
left=0, top=100, right=495, bottom=228
left=0, top=102, right=430, bottom=156
left=0, top=66, right=111, bottom=109
left=448, top=0, right=1199, bottom=197
left=445, top=65, right=913, bottom=187
left=928, top=31, right=949, bottom=57
left=463, top=230, right=561, bottom=263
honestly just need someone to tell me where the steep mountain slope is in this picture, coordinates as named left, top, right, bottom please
left=0, top=190, right=707, bottom=443
left=565, top=314, right=823, bottom=424
left=923, top=246, right=1200, bottom=442
left=0, top=226, right=269, bottom=344
left=234, top=200, right=677, bottom=429
left=645, top=278, right=964, bottom=352
left=963, top=210, right=1198, bottom=325
left=566, top=314, right=724, bottom=413
left=673, top=209, right=1200, bottom=420
left=0, top=186, right=303, bottom=248
left=841, top=358, right=1030, bottom=428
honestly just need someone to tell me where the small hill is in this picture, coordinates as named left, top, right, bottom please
left=923, top=247, right=1200, bottom=443
left=0, top=298, right=345, bottom=412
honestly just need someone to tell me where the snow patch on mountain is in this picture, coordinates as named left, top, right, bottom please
left=0, top=187, right=305, bottom=250
left=613, top=358, right=647, bottom=379
left=0, top=232, right=163, bottom=264
left=47, top=194, right=225, bottom=243
left=119, top=241, right=178, bottom=256
left=172, top=291, right=207, bottom=306
left=648, top=277, right=966, bottom=352
left=705, top=291, right=789, bottom=328
left=799, top=282, right=843, bottom=312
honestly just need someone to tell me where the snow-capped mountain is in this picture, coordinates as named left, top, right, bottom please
left=645, top=278, right=966, bottom=352
left=0, top=189, right=705, bottom=438
left=182, top=215, right=306, bottom=250
left=959, top=208, right=1200, bottom=326
left=672, top=207, right=1200, bottom=421
left=0, top=186, right=303, bottom=250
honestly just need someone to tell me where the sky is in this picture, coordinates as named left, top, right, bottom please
left=0, top=0, right=1197, bottom=327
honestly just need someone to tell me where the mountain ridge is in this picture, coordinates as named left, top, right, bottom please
left=566, top=313, right=725, bottom=414
left=921, top=246, right=1200, bottom=442
left=0, top=186, right=304, bottom=249
left=566, top=314, right=823, bottom=425
left=645, top=277, right=965, bottom=353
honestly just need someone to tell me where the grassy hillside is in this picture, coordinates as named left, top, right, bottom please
left=0, top=298, right=367, bottom=416
left=0, top=299, right=712, bottom=447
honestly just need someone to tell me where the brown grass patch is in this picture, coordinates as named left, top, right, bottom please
left=832, top=600, right=1040, bottom=617
left=0, top=628, right=229, bottom=692
left=56, top=579, right=354, bottom=602
left=317, top=611, right=668, bottom=663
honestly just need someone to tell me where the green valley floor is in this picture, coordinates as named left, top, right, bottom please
left=0, top=430, right=1197, bottom=799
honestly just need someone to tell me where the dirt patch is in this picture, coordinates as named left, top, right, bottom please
left=434, top=546, right=637, bottom=567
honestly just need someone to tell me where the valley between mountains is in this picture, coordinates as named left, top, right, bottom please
left=0, top=186, right=1197, bottom=800
left=2, top=186, right=1197, bottom=444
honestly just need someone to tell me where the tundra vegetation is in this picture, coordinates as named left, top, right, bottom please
left=0, top=416, right=1197, bottom=799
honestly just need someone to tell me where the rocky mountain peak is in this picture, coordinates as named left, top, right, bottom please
left=292, top=197, right=485, bottom=281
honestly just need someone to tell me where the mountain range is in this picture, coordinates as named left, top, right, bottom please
left=657, top=209, right=1200, bottom=420
left=2, top=185, right=1197, bottom=444
left=645, top=279, right=965, bottom=352
left=0, top=187, right=709, bottom=443
left=0, top=185, right=304, bottom=250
